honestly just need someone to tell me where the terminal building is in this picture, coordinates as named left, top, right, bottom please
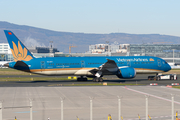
left=89, top=44, right=129, bottom=54
left=88, top=43, right=180, bottom=64
left=28, top=47, right=59, bottom=53
left=88, top=44, right=129, bottom=56
left=129, top=44, right=180, bottom=63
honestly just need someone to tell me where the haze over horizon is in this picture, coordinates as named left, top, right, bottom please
left=1, top=0, right=180, bottom=37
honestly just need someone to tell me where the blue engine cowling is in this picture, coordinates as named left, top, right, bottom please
left=117, top=67, right=136, bottom=79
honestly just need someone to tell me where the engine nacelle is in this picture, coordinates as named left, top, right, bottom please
left=117, top=67, right=136, bottom=79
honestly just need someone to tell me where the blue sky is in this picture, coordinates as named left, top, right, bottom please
left=1, top=0, right=180, bottom=36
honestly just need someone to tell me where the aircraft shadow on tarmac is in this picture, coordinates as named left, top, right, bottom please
left=16, top=78, right=147, bottom=83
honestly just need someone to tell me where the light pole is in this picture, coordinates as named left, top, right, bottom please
left=60, top=97, right=65, bottom=120
left=171, top=94, right=174, bottom=120
left=89, top=97, right=94, bottom=120
left=172, top=49, right=175, bottom=64
left=29, top=99, right=33, bottom=120
left=0, top=101, right=2, bottom=120
left=117, top=96, right=123, bottom=120
left=145, top=95, right=149, bottom=120
left=106, top=41, right=110, bottom=56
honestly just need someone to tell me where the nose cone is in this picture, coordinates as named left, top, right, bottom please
left=4, top=63, right=9, bottom=67
left=165, top=63, right=171, bottom=72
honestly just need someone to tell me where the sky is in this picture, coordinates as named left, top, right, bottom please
left=1, top=0, right=180, bottom=36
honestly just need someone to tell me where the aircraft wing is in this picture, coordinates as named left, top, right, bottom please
left=89, top=59, right=119, bottom=77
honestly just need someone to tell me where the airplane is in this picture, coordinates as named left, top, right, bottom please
left=3, top=30, right=171, bottom=82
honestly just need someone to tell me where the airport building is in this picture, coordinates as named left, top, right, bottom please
left=0, top=43, right=13, bottom=61
left=129, top=44, right=180, bottom=63
left=88, top=43, right=180, bottom=64
left=89, top=44, right=129, bottom=54
left=0, top=43, right=11, bottom=54
left=28, top=46, right=59, bottom=53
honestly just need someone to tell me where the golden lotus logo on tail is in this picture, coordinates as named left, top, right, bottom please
left=149, top=58, right=154, bottom=61
left=11, top=41, right=33, bottom=62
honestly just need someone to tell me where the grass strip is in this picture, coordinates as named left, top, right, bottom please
left=172, top=86, right=180, bottom=89
left=0, top=77, right=71, bottom=81
left=61, top=83, right=143, bottom=86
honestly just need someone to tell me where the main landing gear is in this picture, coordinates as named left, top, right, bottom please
left=77, top=76, right=88, bottom=81
left=77, top=76, right=104, bottom=82
left=92, top=77, right=103, bottom=82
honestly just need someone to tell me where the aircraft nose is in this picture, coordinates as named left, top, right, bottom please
left=4, top=63, right=9, bottom=67
left=165, top=63, right=171, bottom=72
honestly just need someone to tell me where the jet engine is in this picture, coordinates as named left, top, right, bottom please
left=117, top=67, right=136, bottom=79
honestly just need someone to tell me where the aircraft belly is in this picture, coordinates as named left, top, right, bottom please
left=31, top=68, right=163, bottom=76
left=34, top=71, right=57, bottom=75
left=32, top=70, right=78, bottom=76
left=56, top=70, right=77, bottom=75
left=74, top=69, right=93, bottom=76
left=136, top=69, right=162, bottom=74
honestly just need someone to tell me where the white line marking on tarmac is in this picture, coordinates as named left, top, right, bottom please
left=160, top=86, right=180, bottom=97
left=124, top=86, right=180, bottom=105
left=161, top=86, right=180, bottom=91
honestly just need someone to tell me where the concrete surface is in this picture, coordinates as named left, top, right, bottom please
left=0, top=86, right=180, bottom=120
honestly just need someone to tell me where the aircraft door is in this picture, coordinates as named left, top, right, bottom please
left=81, top=60, right=85, bottom=68
left=127, top=60, right=131, bottom=67
left=157, top=59, right=161, bottom=67
left=41, top=61, right=45, bottom=71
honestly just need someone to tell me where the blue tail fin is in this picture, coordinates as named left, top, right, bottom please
left=4, top=30, right=34, bottom=62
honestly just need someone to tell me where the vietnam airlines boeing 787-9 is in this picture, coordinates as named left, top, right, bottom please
left=4, top=30, right=171, bottom=82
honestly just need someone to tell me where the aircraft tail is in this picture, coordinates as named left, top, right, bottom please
left=4, top=30, right=34, bottom=62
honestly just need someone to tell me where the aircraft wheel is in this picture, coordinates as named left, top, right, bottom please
left=84, top=78, right=88, bottom=81
left=77, top=78, right=81, bottom=81
left=95, top=78, right=99, bottom=82
left=99, top=77, right=103, bottom=82
left=77, top=77, right=87, bottom=81
left=92, top=78, right=96, bottom=82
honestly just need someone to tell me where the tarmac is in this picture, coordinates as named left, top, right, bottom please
left=0, top=86, right=180, bottom=120
left=0, top=74, right=179, bottom=87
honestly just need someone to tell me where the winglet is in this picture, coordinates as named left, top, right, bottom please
left=4, top=30, right=34, bottom=62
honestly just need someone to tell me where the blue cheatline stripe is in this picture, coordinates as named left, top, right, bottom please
left=15, top=111, right=37, bottom=113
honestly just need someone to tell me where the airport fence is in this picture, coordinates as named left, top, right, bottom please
left=0, top=94, right=180, bottom=120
